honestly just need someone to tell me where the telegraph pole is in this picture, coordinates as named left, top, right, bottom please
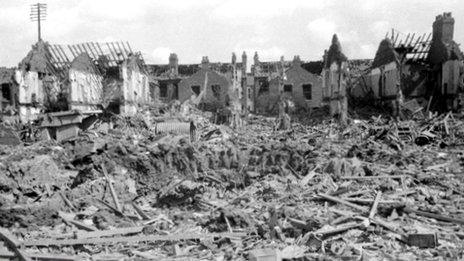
left=30, top=3, right=47, bottom=41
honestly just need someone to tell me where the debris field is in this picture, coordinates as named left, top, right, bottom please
left=0, top=106, right=463, bottom=260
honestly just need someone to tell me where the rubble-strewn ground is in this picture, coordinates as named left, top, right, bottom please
left=0, top=108, right=463, bottom=260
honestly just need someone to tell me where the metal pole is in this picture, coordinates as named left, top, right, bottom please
left=38, top=5, right=41, bottom=41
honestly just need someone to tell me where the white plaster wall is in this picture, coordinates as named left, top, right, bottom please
left=121, top=62, right=150, bottom=115
left=15, top=70, right=43, bottom=104
left=69, top=68, right=103, bottom=110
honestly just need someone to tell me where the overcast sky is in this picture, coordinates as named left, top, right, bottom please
left=1, top=0, right=463, bottom=67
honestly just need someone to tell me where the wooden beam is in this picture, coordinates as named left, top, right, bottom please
left=132, top=202, right=151, bottom=220
left=84, top=43, right=98, bottom=60
left=76, top=226, right=144, bottom=239
left=89, top=42, right=102, bottom=58
left=0, top=227, right=31, bottom=261
left=368, top=191, right=382, bottom=219
left=67, top=45, right=77, bottom=59
left=115, top=42, right=127, bottom=58
left=105, top=42, right=118, bottom=63
left=24, top=232, right=246, bottom=247
left=75, top=44, right=85, bottom=55
left=121, top=42, right=131, bottom=56
left=58, top=212, right=97, bottom=232
left=318, top=193, right=369, bottom=213
left=57, top=45, right=71, bottom=63
left=93, top=42, right=105, bottom=56
left=126, top=41, right=133, bottom=53
left=47, top=45, right=63, bottom=64
left=404, top=207, right=464, bottom=225
left=101, top=164, right=122, bottom=212
left=340, top=175, right=407, bottom=180
left=110, top=42, right=122, bottom=60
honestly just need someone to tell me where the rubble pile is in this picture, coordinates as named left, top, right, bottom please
left=0, top=109, right=463, bottom=260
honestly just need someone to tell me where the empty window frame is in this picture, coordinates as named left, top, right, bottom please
left=284, top=84, right=293, bottom=93
left=159, top=82, right=168, bottom=98
left=257, top=78, right=269, bottom=94
left=191, top=85, right=201, bottom=96
left=302, top=83, right=312, bottom=100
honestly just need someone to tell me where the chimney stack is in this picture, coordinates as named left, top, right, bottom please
left=241, top=51, right=247, bottom=75
left=433, top=12, right=454, bottom=44
left=201, top=56, right=209, bottom=70
left=293, top=55, right=301, bottom=66
left=169, top=53, right=178, bottom=75
left=232, top=52, right=237, bottom=65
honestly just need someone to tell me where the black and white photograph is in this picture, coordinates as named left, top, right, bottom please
left=0, top=0, right=463, bottom=260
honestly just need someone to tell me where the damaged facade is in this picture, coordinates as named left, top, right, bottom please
left=2, top=40, right=150, bottom=124
left=0, top=67, right=16, bottom=114
left=15, top=40, right=62, bottom=121
left=178, top=56, right=231, bottom=111
left=68, top=53, right=104, bottom=111
left=252, top=53, right=323, bottom=115
left=322, top=34, right=348, bottom=123
left=352, top=12, right=464, bottom=113
left=148, top=53, right=184, bottom=103
left=120, top=54, right=150, bottom=114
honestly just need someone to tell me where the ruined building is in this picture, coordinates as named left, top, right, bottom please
left=428, top=12, right=464, bottom=111
left=178, top=56, right=231, bottom=111
left=322, top=34, right=348, bottom=124
left=148, top=52, right=251, bottom=116
left=352, top=12, right=464, bottom=113
left=68, top=53, right=104, bottom=111
left=252, top=53, right=323, bottom=115
left=15, top=40, right=62, bottom=121
left=2, top=40, right=150, bottom=123
left=0, top=67, right=16, bottom=114
left=153, top=53, right=182, bottom=103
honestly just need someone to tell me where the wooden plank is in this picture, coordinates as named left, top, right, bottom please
left=93, top=42, right=105, bottom=56
left=0, top=251, right=77, bottom=261
left=115, top=42, right=127, bottom=58
left=105, top=42, right=118, bottom=63
left=404, top=207, right=464, bottom=225
left=318, top=194, right=369, bottom=213
left=121, top=42, right=131, bottom=56
left=406, top=33, right=415, bottom=46
left=24, top=232, right=246, bottom=247
left=96, top=198, right=125, bottom=217
left=0, top=227, right=31, bottom=261
left=67, top=45, right=77, bottom=59
left=76, top=226, right=144, bottom=239
left=59, top=192, right=76, bottom=211
left=101, top=164, right=122, bottom=212
left=132, top=202, right=151, bottom=220
left=84, top=42, right=98, bottom=60
left=89, top=42, right=102, bottom=58
left=53, top=45, right=68, bottom=65
left=340, top=175, right=407, bottom=180
left=126, top=41, right=133, bottom=53
left=413, top=33, right=431, bottom=60
left=47, top=45, right=63, bottom=64
left=342, top=198, right=400, bottom=205
left=110, top=42, right=122, bottom=60
left=368, top=191, right=382, bottom=219
left=74, top=44, right=85, bottom=55
left=57, top=45, right=71, bottom=63
left=314, top=222, right=362, bottom=236
left=26, top=253, right=78, bottom=261
left=58, top=212, right=97, bottom=232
